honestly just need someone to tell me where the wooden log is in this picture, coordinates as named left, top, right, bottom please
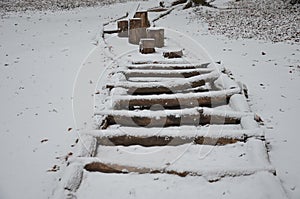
left=98, top=134, right=242, bottom=147
left=105, top=114, right=240, bottom=127
left=123, top=68, right=213, bottom=78
left=84, top=162, right=191, bottom=177
left=147, top=7, right=168, bottom=12
left=98, top=108, right=242, bottom=127
left=171, top=0, right=188, bottom=6
left=128, top=77, right=188, bottom=82
left=113, top=88, right=240, bottom=110
left=147, top=27, right=164, bottom=47
left=108, top=80, right=209, bottom=95
left=117, top=19, right=128, bottom=37
left=90, top=126, right=247, bottom=146
left=129, top=18, right=146, bottom=45
left=131, top=60, right=191, bottom=64
left=128, top=80, right=208, bottom=95
left=139, top=38, right=155, bottom=54
left=126, top=77, right=210, bottom=83
left=90, top=125, right=262, bottom=140
left=106, top=71, right=220, bottom=95
left=133, top=11, right=150, bottom=28
left=127, top=62, right=210, bottom=70
left=84, top=139, right=276, bottom=177
left=163, top=50, right=183, bottom=58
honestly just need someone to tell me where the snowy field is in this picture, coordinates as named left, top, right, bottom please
left=0, top=0, right=299, bottom=198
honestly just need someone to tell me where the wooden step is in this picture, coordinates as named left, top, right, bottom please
left=95, top=108, right=251, bottom=127
left=89, top=125, right=264, bottom=147
left=97, top=135, right=242, bottom=146
left=111, top=87, right=240, bottom=109
left=76, top=171, right=287, bottom=199
left=81, top=139, right=274, bottom=178
left=127, top=77, right=188, bottom=82
left=106, top=71, right=220, bottom=95
left=123, top=68, right=214, bottom=78
left=131, top=60, right=191, bottom=65
left=127, top=63, right=210, bottom=70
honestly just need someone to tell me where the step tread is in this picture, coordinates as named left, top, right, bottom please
left=89, top=125, right=263, bottom=139
left=80, top=139, right=273, bottom=178
left=96, top=107, right=252, bottom=118
left=127, top=62, right=211, bottom=70
left=107, top=70, right=220, bottom=89
left=76, top=171, right=287, bottom=199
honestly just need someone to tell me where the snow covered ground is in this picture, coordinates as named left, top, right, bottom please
left=0, top=0, right=299, bottom=198
left=0, top=2, right=148, bottom=198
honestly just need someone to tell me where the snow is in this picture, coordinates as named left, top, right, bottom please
left=76, top=171, right=286, bottom=199
left=214, top=73, right=239, bottom=90
left=89, top=124, right=264, bottom=139
left=123, top=67, right=214, bottom=75
left=126, top=63, right=210, bottom=69
left=60, top=163, right=83, bottom=192
left=0, top=2, right=148, bottom=199
left=1, top=0, right=299, bottom=198
left=109, top=87, right=240, bottom=101
left=77, top=135, right=97, bottom=157
left=229, top=94, right=251, bottom=112
left=155, top=6, right=300, bottom=198
left=96, top=107, right=253, bottom=119
left=74, top=139, right=274, bottom=180
left=111, top=68, right=220, bottom=89
left=147, top=26, right=164, bottom=30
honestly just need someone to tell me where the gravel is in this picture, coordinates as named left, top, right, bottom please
left=1, top=0, right=298, bottom=43
left=0, top=0, right=146, bottom=13
left=192, top=0, right=300, bottom=43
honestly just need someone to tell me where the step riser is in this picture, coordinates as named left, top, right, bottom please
left=104, top=115, right=240, bottom=128
left=98, top=135, right=243, bottom=147
left=114, top=96, right=230, bottom=110
left=125, top=71, right=211, bottom=78
left=127, top=63, right=210, bottom=70
left=110, top=80, right=207, bottom=95
left=84, top=162, right=191, bottom=177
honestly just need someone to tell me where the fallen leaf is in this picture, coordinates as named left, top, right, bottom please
left=41, top=139, right=48, bottom=143
left=47, top=165, right=59, bottom=172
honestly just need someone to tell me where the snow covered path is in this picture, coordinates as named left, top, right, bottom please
left=59, top=3, right=289, bottom=198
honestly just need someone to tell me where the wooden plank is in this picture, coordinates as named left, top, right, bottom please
left=127, top=63, right=210, bottom=70
left=112, top=88, right=240, bottom=109
left=83, top=139, right=275, bottom=178
left=89, top=125, right=265, bottom=140
left=98, top=135, right=244, bottom=146
left=96, top=108, right=247, bottom=127
left=123, top=68, right=213, bottom=78
left=106, top=71, right=220, bottom=94
left=163, top=50, right=183, bottom=58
